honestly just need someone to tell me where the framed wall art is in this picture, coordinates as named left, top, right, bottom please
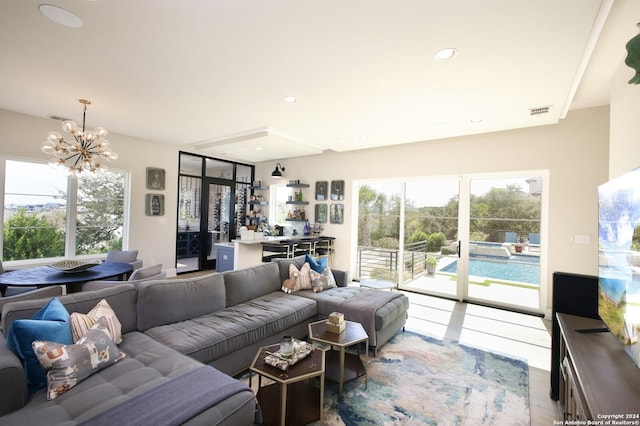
left=315, top=181, right=328, bottom=201
left=330, top=203, right=344, bottom=224
left=330, top=180, right=344, bottom=201
left=146, top=194, right=165, bottom=216
left=315, top=204, right=327, bottom=223
left=146, top=167, right=165, bottom=190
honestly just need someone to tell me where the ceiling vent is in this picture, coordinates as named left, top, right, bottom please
left=529, top=106, right=551, bottom=116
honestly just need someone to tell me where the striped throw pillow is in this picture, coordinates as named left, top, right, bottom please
left=70, top=299, right=122, bottom=344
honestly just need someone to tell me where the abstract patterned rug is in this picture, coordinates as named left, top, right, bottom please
left=313, top=331, right=530, bottom=425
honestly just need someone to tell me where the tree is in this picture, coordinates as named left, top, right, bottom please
left=3, top=208, right=65, bottom=260
left=75, top=173, right=124, bottom=254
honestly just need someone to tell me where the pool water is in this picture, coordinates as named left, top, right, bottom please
left=441, top=257, right=540, bottom=285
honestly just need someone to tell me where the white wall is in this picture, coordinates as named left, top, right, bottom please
left=254, top=106, right=610, bottom=315
left=610, top=60, right=640, bottom=179
left=0, top=108, right=180, bottom=273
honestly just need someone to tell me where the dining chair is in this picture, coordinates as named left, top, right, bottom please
left=0, top=286, right=63, bottom=319
left=0, top=259, right=39, bottom=296
left=81, top=264, right=165, bottom=291
left=105, top=250, right=143, bottom=270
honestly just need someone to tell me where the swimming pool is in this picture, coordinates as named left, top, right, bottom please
left=441, top=256, right=540, bottom=285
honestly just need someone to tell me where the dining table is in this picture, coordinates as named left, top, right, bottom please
left=0, top=261, right=133, bottom=294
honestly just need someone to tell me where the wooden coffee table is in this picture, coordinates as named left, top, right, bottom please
left=308, top=319, right=368, bottom=400
left=250, top=343, right=325, bottom=426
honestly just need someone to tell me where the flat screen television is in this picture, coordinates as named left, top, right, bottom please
left=598, top=167, right=640, bottom=369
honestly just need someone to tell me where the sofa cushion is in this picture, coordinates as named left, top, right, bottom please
left=6, top=298, right=73, bottom=394
left=223, top=262, right=281, bottom=307
left=2, top=284, right=138, bottom=337
left=144, top=292, right=317, bottom=364
left=0, top=331, right=206, bottom=425
left=274, top=256, right=307, bottom=283
left=294, top=286, right=410, bottom=331
left=33, top=316, right=124, bottom=400
left=136, top=273, right=226, bottom=331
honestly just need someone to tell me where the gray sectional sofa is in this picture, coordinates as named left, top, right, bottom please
left=0, top=256, right=409, bottom=425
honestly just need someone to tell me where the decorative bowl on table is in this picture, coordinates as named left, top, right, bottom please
left=47, top=260, right=99, bottom=273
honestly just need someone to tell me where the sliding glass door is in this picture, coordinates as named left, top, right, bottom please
left=463, top=176, right=542, bottom=311
left=401, top=179, right=460, bottom=298
left=357, top=172, right=545, bottom=314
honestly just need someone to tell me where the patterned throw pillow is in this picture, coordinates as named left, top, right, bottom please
left=281, top=278, right=297, bottom=294
left=33, top=316, right=124, bottom=400
left=311, top=273, right=329, bottom=293
left=6, top=298, right=73, bottom=394
left=322, top=267, right=337, bottom=288
left=70, top=299, right=122, bottom=344
left=282, top=262, right=312, bottom=293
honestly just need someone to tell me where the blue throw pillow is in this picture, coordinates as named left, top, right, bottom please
left=305, top=254, right=328, bottom=273
left=6, top=298, right=73, bottom=394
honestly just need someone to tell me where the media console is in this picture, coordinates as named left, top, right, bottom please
left=557, top=313, right=640, bottom=420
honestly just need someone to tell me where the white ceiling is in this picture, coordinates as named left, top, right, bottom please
left=0, top=0, right=637, bottom=163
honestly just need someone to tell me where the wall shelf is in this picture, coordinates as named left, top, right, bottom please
left=286, top=183, right=310, bottom=188
left=286, top=201, right=309, bottom=205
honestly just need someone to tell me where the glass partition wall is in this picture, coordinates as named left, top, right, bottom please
left=177, top=152, right=254, bottom=274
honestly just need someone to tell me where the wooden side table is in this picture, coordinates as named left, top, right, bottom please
left=250, top=343, right=325, bottom=426
left=308, top=319, right=368, bottom=400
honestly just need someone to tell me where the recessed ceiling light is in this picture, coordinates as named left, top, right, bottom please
left=255, top=147, right=262, bottom=151
left=284, top=96, right=297, bottom=103
left=39, top=4, right=83, bottom=28
left=470, top=118, right=483, bottom=123
left=434, top=48, right=457, bottom=61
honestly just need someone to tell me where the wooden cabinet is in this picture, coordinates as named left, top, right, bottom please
left=557, top=313, right=640, bottom=420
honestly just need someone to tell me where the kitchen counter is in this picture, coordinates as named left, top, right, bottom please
left=232, top=236, right=334, bottom=269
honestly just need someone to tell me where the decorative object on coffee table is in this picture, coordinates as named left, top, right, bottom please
left=264, top=338, right=313, bottom=371
left=250, top=343, right=325, bottom=426
left=308, top=319, right=368, bottom=400
left=326, top=311, right=345, bottom=334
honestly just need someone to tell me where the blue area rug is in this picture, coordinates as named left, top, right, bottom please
left=315, top=331, right=530, bottom=425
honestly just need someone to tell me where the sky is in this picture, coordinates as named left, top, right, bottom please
left=3, top=160, right=68, bottom=205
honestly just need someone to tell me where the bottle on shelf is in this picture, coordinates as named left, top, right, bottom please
left=298, top=189, right=303, bottom=201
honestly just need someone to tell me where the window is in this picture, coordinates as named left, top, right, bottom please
left=270, top=184, right=289, bottom=225
left=2, top=159, right=128, bottom=262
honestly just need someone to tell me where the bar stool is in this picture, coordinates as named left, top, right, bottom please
left=297, top=237, right=319, bottom=257
left=315, top=237, right=335, bottom=266
left=261, top=241, right=296, bottom=262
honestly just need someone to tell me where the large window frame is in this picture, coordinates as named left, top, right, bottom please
left=0, top=157, right=130, bottom=266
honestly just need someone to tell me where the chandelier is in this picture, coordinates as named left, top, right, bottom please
left=41, top=99, right=118, bottom=175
